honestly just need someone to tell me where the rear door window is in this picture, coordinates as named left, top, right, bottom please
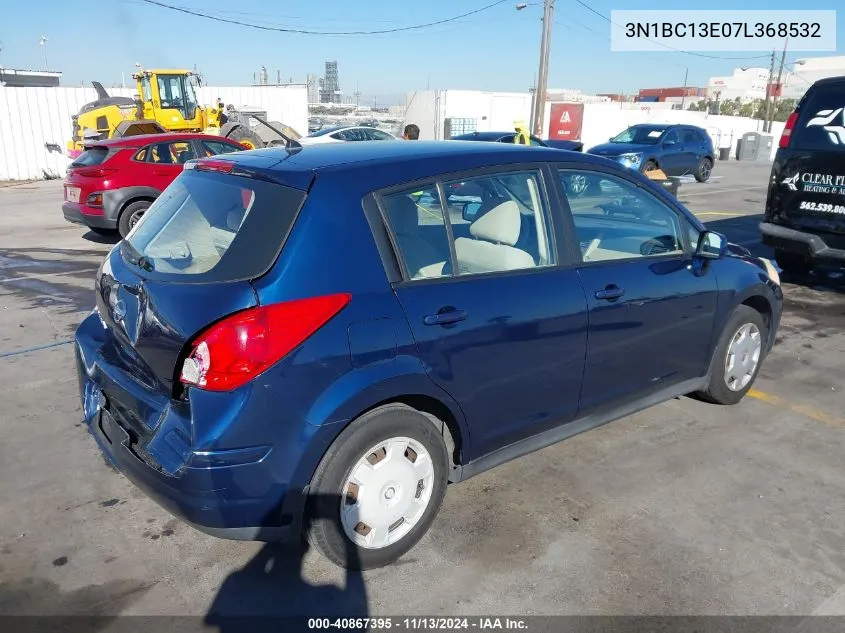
left=793, top=84, right=845, bottom=151
left=683, top=129, right=699, bottom=144
left=71, top=147, right=114, bottom=166
left=120, top=170, right=306, bottom=283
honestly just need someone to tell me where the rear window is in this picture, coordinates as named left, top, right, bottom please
left=120, top=170, right=306, bottom=283
left=793, top=83, right=845, bottom=151
left=71, top=147, right=114, bottom=167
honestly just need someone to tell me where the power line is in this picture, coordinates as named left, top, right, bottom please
left=555, top=13, right=687, bottom=69
left=135, top=0, right=510, bottom=35
left=573, top=0, right=773, bottom=61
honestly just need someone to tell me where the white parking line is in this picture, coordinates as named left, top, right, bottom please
left=812, top=582, right=845, bottom=615
left=679, top=184, right=764, bottom=198
left=0, top=267, right=99, bottom=284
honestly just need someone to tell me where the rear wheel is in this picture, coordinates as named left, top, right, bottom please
left=695, top=157, right=713, bottom=182
left=695, top=305, right=767, bottom=405
left=306, top=404, right=449, bottom=570
left=118, top=200, right=151, bottom=238
left=224, top=125, right=264, bottom=151
left=774, top=249, right=811, bottom=275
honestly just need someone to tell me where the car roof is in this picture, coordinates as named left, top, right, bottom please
left=211, top=140, right=614, bottom=191
left=87, top=133, right=237, bottom=148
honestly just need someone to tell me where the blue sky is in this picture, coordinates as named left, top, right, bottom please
left=2, top=0, right=842, bottom=103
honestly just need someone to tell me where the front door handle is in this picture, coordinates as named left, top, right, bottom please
left=424, top=308, right=468, bottom=326
left=595, top=285, right=625, bottom=301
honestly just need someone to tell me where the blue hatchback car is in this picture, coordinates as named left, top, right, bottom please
left=588, top=123, right=716, bottom=182
left=74, top=140, right=782, bottom=569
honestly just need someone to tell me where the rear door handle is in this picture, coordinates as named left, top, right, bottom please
left=595, top=285, right=625, bottom=301
left=424, top=308, right=468, bottom=326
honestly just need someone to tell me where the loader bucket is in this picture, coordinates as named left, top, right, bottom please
left=112, top=120, right=168, bottom=138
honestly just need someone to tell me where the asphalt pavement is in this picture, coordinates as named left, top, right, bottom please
left=1, top=160, right=844, bottom=619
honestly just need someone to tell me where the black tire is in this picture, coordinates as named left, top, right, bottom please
left=695, top=305, right=767, bottom=405
left=306, top=403, right=449, bottom=570
left=694, top=157, right=713, bottom=182
left=641, top=160, right=658, bottom=174
left=774, top=249, right=811, bottom=275
left=224, top=125, right=264, bottom=151
left=117, top=200, right=151, bottom=238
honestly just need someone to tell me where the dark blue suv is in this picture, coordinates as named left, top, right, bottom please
left=74, top=141, right=782, bottom=569
left=588, top=123, right=716, bottom=182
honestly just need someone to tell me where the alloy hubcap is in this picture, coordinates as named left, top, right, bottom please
left=570, top=174, right=588, bottom=195
left=724, top=323, right=762, bottom=391
left=701, top=162, right=711, bottom=179
left=340, top=437, right=434, bottom=550
left=129, top=209, right=146, bottom=228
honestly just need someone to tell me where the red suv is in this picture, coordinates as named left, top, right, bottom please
left=62, top=133, right=246, bottom=237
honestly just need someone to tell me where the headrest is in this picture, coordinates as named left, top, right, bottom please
left=385, top=195, right=419, bottom=234
left=469, top=200, right=521, bottom=246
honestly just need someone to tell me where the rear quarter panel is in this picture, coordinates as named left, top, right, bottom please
left=249, top=170, right=473, bottom=485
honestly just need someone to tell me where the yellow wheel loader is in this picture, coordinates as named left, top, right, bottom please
left=66, top=68, right=301, bottom=159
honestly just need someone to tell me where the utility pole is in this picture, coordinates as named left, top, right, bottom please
left=680, top=67, right=689, bottom=111
left=762, top=50, right=776, bottom=132
left=532, top=0, right=555, bottom=137
left=771, top=38, right=789, bottom=131
left=39, top=36, right=48, bottom=71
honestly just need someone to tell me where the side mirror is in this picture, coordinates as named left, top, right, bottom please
left=463, top=201, right=482, bottom=223
left=696, top=230, right=727, bottom=259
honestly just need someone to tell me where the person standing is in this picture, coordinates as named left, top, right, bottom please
left=513, top=120, right=530, bottom=145
left=403, top=123, right=420, bottom=140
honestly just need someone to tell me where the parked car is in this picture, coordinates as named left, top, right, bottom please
left=62, top=133, right=246, bottom=238
left=74, top=141, right=782, bottom=570
left=587, top=123, right=715, bottom=182
left=298, top=125, right=399, bottom=144
left=451, top=130, right=584, bottom=152
left=451, top=131, right=593, bottom=195
left=760, top=75, right=845, bottom=274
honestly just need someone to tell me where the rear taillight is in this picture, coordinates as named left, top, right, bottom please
left=779, top=111, right=799, bottom=149
left=179, top=293, right=352, bottom=392
left=77, top=168, right=117, bottom=177
left=86, top=193, right=103, bottom=207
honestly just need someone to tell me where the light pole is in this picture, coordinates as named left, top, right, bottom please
left=39, top=36, right=48, bottom=71
left=517, top=1, right=555, bottom=137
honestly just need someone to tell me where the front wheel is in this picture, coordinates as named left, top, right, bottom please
left=695, top=305, right=767, bottom=405
left=306, top=404, right=449, bottom=570
left=224, top=125, right=264, bottom=151
left=695, top=157, right=713, bottom=182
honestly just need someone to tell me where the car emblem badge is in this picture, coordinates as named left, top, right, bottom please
left=806, top=107, right=845, bottom=145
left=782, top=174, right=799, bottom=191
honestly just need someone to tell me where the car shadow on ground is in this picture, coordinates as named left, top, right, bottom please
left=704, top=214, right=845, bottom=295
left=204, top=493, right=368, bottom=633
left=81, top=230, right=120, bottom=246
